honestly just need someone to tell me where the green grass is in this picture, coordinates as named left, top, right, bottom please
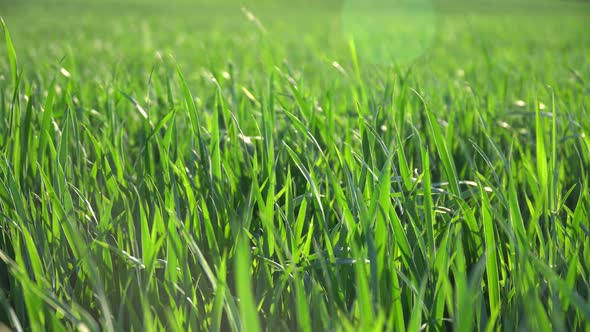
left=1, top=0, right=589, bottom=331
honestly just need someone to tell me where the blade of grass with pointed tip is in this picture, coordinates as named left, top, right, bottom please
left=1, top=17, right=18, bottom=86
left=414, top=89, right=461, bottom=197
left=481, top=186, right=501, bottom=316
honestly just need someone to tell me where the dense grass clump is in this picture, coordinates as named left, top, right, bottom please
left=1, top=0, right=589, bottom=331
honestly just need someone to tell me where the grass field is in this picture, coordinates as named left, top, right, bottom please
left=1, top=0, right=589, bottom=331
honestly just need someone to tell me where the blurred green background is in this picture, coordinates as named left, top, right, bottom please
left=1, top=0, right=589, bottom=113
left=1, top=0, right=588, bottom=69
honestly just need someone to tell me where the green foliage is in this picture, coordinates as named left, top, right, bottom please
left=1, top=1, right=589, bottom=331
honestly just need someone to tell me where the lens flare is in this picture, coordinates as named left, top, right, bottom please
left=342, top=0, right=435, bottom=65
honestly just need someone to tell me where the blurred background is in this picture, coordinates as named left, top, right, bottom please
left=1, top=0, right=589, bottom=80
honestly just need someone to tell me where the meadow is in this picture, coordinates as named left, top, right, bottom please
left=0, top=0, right=589, bottom=330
